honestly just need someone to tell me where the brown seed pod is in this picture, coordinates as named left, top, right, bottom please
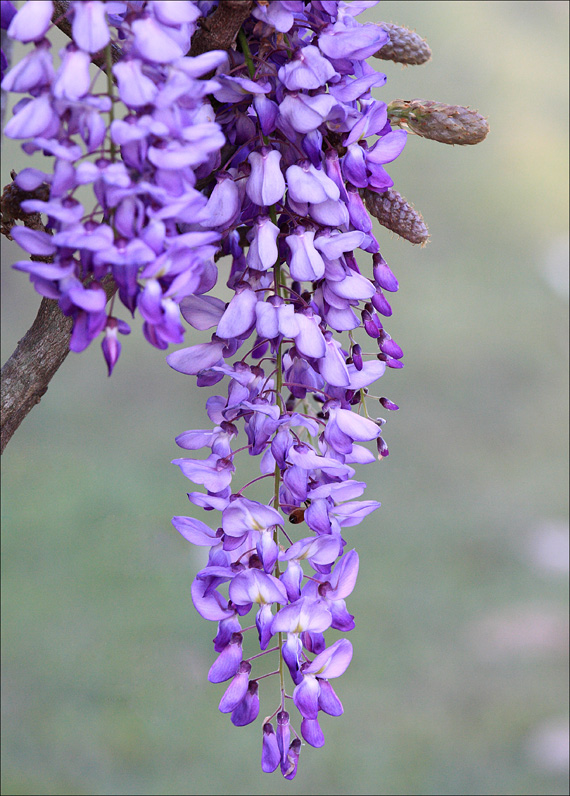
left=389, top=99, right=490, bottom=146
left=363, top=188, right=429, bottom=246
left=374, top=23, right=431, bottom=65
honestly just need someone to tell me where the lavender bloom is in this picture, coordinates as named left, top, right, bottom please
left=3, top=0, right=418, bottom=777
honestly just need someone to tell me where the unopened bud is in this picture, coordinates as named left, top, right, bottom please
left=377, top=436, right=389, bottom=458
left=374, top=23, right=431, bottom=65
left=388, top=99, right=489, bottom=146
left=363, top=188, right=429, bottom=246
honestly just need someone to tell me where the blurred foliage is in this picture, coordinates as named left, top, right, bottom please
left=1, top=2, right=568, bottom=794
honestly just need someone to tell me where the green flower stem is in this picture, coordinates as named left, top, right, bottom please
left=105, top=43, right=116, bottom=161
left=239, top=25, right=286, bottom=704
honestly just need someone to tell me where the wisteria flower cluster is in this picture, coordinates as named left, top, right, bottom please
left=2, top=0, right=488, bottom=780
left=168, top=1, right=403, bottom=778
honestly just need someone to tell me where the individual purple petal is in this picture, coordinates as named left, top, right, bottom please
left=287, top=443, right=351, bottom=475
left=280, top=560, right=303, bottom=603
left=255, top=601, right=276, bottom=650
left=373, top=254, right=399, bottom=292
left=320, top=334, right=350, bottom=387
left=327, top=549, right=359, bottom=599
left=253, top=0, right=295, bottom=32
left=213, top=73, right=270, bottom=103
left=216, top=288, right=257, bottom=339
left=71, top=1, right=109, bottom=52
left=346, top=186, right=373, bottom=233
left=191, top=576, right=234, bottom=621
left=101, top=317, right=127, bottom=376
left=314, top=230, right=365, bottom=260
left=276, top=710, right=291, bottom=763
left=308, top=197, right=349, bottom=227
left=261, top=723, right=281, bottom=773
left=304, top=499, right=332, bottom=535
left=253, top=93, right=279, bottom=136
left=67, top=283, right=107, bottom=313
left=223, top=498, right=282, bottom=537
left=256, top=529, right=278, bottom=573
left=301, top=717, right=325, bottom=748
left=281, top=738, right=301, bottom=780
left=113, top=59, right=158, bottom=107
left=346, top=359, right=386, bottom=389
left=342, top=144, right=368, bottom=188
left=247, top=216, right=279, bottom=272
left=13, top=168, right=49, bottom=191
left=12, top=259, right=74, bottom=281
left=196, top=174, right=240, bottom=230
left=271, top=597, right=332, bottom=635
left=281, top=535, right=339, bottom=566
left=152, top=0, right=201, bottom=25
left=4, top=93, right=57, bottom=138
left=10, top=226, right=56, bottom=256
left=333, top=407, right=381, bottom=441
left=173, top=453, right=235, bottom=492
left=174, top=49, right=228, bottom=78
left=366, top=130, right=408, bottom=165
left=246, top=149, right=285, bottom=207
left=230, top=680, right=260, bottom=726
left=293, top=674, right=320, bottom=719
left=167, top=341, right=225, bottom=375
left=131, top=15, right=184, bottom=62
left=1, top=42, right=54, bottom=92
left=172, top=516, right=219, bottom=546
left=278, top=92, right=337, bottom=135
left=317, top=679, right=344, bottom=716
left=332, top=500, right=381, bottom=528
left=303, top=638, right=353, bottom=678
left=278, top=45, right=337, bottom=91
left=293, top=312, right=326, bottom=358
left=380, top=396, right=399, bottom=411
left=229, top=568, right=287, bottom=606
left=208, top=632, right=243, bottom=683
left=218, top=661, right=251, bottom=713
left=318, top=22, right=388, bottom=61
left=180, top=294, right=226, bottom=331
left=329, top=599, right=355, bottom=632
left=7, top=0, right=53, bottom=42
left=330, top=70, right=386, bottom=103
left=255, top=302, right=279, bottom=340
left=286, top=228, right=325, bottom=282
left=371, top=289, right=393, bottom=317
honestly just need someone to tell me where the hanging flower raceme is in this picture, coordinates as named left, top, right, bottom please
left=163, top=0, right=405, bottom=778
left=3, top=0, right=487, bottom=780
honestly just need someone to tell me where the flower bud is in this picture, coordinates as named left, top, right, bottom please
left=363, top=188, right=429, bottom=246
left=374, top=23, right=431, bottom=65
left=388, top=99, right=489, bottom=146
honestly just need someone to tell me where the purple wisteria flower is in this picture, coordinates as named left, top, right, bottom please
left=3, top=0, right=409, bottom=778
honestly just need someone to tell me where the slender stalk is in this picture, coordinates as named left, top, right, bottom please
left=105, top=43, right=116, bottom=162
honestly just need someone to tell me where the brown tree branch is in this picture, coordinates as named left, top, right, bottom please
left=189, top=0, right=254, bottom=56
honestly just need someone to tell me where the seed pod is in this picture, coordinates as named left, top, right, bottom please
left=388, top=99, right=489, bottom=146
left=363, top=188, right=429, bottom=246
left=374, top=23, right=431, bottom=65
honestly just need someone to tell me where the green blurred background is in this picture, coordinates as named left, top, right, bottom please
left=1, top=2, right=568, bottom=794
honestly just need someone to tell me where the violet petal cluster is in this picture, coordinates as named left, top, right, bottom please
left=163, top=0, right=403, bottom=778
left=3, top=0, right=406, bottom=778
left=2, top=0, right=227, bottom=372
